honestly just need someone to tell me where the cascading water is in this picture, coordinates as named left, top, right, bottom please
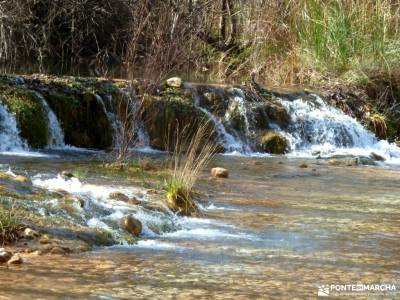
left=0, top=103, right=27, bottom=152
left=275, top=95, right=400, bottom=161
left=225, top=88, right=253, bottom=141
left=34, top=92, right=65, bottom=148
left=191, top=87, right=252, bottom=153
left=95, top=94, right=119, bottom=147
left=32, top=174, right=178, bottom=241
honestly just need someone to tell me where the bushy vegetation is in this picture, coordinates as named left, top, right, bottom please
left=0, top=0, right=398, bottom=85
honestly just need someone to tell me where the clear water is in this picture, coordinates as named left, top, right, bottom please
left=0, top=154, right=399, bottom=298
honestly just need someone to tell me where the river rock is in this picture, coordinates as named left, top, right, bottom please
left=7, top=254, right=23, bottom=265
left=109, top=192, right=130, bottom=202
left=61, top=171, right=74, bottom=178
left=120, top=216, right=142, bottom=237
left=39, top=235, right=50, bottom=244
left=259, top=132, right=288, bottom=154
left=14, top=175, right=31, bottom=184
left=370, top=152, right=386, bottom=161
left=0, top=249, right=13, bottom=263
left=211, top=167, right=229, bottom=178
left=23, top=228, right=39, bottom=239
left=50, top=246, right=68, bottom=255
left=165, top=77, right=182, bottom=88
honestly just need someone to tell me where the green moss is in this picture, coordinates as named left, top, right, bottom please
left=142, top=95, right=217, bottom=151
left=46, top=90, right=113, bottom=149
left=259, top=131, right=289, bottom=154
left=0, top=84, right=48, bottom=148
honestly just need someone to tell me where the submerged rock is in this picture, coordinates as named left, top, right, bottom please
left=120, top=215, right=142, bottom=237
left=259, top=132, right=288, bottom=154
left=328, top=158, right=359, bottom=166
left=50, top=246, right=68, bottom=255
left=7, top=254, right=23, bottom=265
left=109, top=192, right=130, bottom=202
left=370, top=152, right=386, bottom=161
left=211, top=167, right=229, bottom=178
left=109, top=192, right=140, bottom=205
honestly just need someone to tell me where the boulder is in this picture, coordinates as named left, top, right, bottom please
left=259, top=132, right=288, bottom=154
left=0, top=249, right=13, bottom=263
left=165, top=77, right=182, bottom=88
left=7, top=254, right=23, bottom=265
left=120, top=216, right=142, bottom=237
left=211, top=167, right=229, bottom=178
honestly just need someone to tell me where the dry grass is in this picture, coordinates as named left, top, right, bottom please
left=164, top=122, right=217, bottom=216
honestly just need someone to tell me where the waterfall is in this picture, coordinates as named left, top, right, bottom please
left=192, top=88, right=252, bottom=153
left=34, top=92, right=65, bottom=148
left=0, top=103, right=27, bottom=151
left=197, top=106, right=246, bottom=152
left=97, top=93, right=152, bottom=150
left=95, top=94, right=119, bottom=147
left=189, top=83, right=400, bottom=161
left=276, top=95, right=400, bottom=160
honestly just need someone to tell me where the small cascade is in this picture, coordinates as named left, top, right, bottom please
left=95, top=94, right=119, bottom=147
left=0, top=103, right=27, bottom=151
left=276, top=95, right=400, bottom=160
left=32, top=174, right=178, bottom=241
left=197, top=106, right=246, bottom=152
left=191, top=88, right=251, bottom=153
left=225, top=88, right=253, bottom=141
left=34, top=92, right=65, bottom=148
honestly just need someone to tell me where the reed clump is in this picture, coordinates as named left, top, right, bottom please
left=164, top=123, right=217, bottom=216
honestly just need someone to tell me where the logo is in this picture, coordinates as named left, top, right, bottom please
left=318, top=285, right=330, bottom=297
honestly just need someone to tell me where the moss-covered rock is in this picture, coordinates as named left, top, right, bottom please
left=253, top=102, right=290, bottom=129
left=142, top=93, right=217, bottom=151
left=258, top=131, right=289, bottom=154
left=45, top=91, right=113, bottom=149
left=0, top=84, right=48, bottom=148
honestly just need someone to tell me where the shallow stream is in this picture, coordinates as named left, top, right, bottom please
left=0, top=153, right=398, bottom=299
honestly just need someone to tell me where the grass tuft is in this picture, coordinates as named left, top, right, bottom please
left=0, top=199, right=24, bottom=244
left=164, top=122, right=217, bottom=216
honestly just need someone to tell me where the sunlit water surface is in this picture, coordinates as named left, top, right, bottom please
left=0, top=153, right=399, bottom=299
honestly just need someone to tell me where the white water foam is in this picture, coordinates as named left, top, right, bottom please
left=276, top=96, right=400, bottom=163
left=0, top=103, right=28, bottom=151
left=32, top=174, right=177, bottom=240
